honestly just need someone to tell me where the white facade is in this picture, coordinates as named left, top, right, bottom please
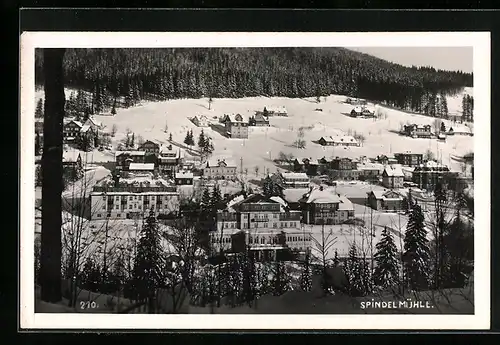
left=90, top=191, right=180, bottom=220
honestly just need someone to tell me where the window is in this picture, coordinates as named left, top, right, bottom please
left=284, top=222, right=288, bottom=228
left=261, top=237, right=265, bottom=244
left=273, top=223, right=277, bottom=228
left=254, top=223, right=258, bottom=228
left=129, top=196, right=133, bottom=201
left=102, top=196, right=106, bottom=200
left=97, top=214, right=101, bottom=218
left=117, top=214, right=121, bottom=218
left=129, top=205, right=132, bottom=209
left=102, top=205, right=106, bottom=210
left=264, top=223, right=268, bottom=228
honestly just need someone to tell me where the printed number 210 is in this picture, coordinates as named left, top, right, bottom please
left=80, top=301, right=98, bottom=309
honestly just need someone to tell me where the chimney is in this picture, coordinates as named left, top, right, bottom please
left=168, top=144, right=172, bottom=150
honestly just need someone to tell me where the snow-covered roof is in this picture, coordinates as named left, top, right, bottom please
left=320, top=135, right=359, bottom=145
left=305, top=187, right=341, bottom=204
left=337, top=195, right=354, bottom=211
left=281, top=172, right=309, bottom=180
left=65, top=120, right=83, bottom=128
left=128, top=163, right=155, bottom=171
left=417, top=160, right=448, bottom=169
left=175, top=172, right=193, bottom=179
left=368, top=190, right=403, bottom=201
left=283, top=189, right=309, bottom=203
left=80, top=124, right=91, bottom=132
left=270, top=196, right=289, bottom=211
left=115, top=150, right=146, bottom=157
left=383, top=166, right=404, bottom=177
left=223, top=113, right=247, bottom=123
left=206, top=157, right=237, bottom=168
left=265, top=106, right=287, bottom=113
left=85, top=116, right=102, bottom=128
left=352, top=106, right=363, bottom=113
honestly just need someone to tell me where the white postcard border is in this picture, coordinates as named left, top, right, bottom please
left=20, top=31, right=490, bottom=330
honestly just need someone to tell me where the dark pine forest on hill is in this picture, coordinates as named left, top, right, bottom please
left=35, top=48, right=473, bottom=116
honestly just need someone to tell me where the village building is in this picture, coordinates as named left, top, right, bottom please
left=128, top=163, right=155, bottom=175
left=328, top=157, right=360, bottom=181
left=63, top=120, right=83, bottom=142
left=300, top=186, right=355, bottom=225
left=211, top=194, right=306, bottom=260
left=115, top=151, right=146, bottom=170
left=221, top=113, right=249, bottom=139
left=394, top=152, right=424, bottom=167
left=293, top=157, right=326, bottom=176
left=90, top=182, right=180, bottom=220
left=350, top=106, right=375, bottom=118
left=203, top=158, right=237, bottom=180
left=374, top=155, right=398, bottom=165
left=366, top=190, right=404, bottom=212
left=262, top=106, right=288, bottom=117
left=174, top=171, right=194, bottom=185
left=210, top=228, right=311, bottom=262
left=382, top=166, right=404, bottom=189
left=157, top=144, right=184, bottom=177
left=272, top=172, right=310, bottom=189
left=412, top=160, right=451, bottom=191
left=402, top=124, right=433, bottom=138
left=356, top=163, right=383, bottom=182
left=191, top=115, right=210, bottom=127
left=138, top=140, right=160, bottom=154
left=318, top=135, right=360, bottom=147
left=249, top=112, right=270, bottom=127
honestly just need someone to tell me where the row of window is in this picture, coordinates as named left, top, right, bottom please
left=239, top=221, right=298, bottom=229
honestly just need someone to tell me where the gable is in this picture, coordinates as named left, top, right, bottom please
left=383, top=191, right=401, bottom=198
left=235, top=114, right=243, bottom=121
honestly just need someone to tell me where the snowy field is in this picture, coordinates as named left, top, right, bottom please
left=35, top=88, right=474, bottom=176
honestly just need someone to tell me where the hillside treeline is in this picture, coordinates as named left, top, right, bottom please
left=35, top=48, right=472, bottom=115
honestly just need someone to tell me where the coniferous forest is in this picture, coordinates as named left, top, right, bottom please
left=34, top=48, right=472, bottom=117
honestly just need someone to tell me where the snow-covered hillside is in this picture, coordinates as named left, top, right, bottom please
left=35, top=87, right=474, bottom=175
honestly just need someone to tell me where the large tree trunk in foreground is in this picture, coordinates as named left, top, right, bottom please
left=40, top=48, right=65, bottom=303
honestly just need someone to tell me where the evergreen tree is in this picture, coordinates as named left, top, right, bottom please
left=198, top=129, right=206, bottom=149
left=79, top=257, right=101, bottom=292
left=262, top=176, right=274, bottom=198
left=208, top=97, right=213, bottom=110
left=111, top=100, right=117, bottom=115
left=189, top=130, right=195, bottom=146
left=35, top=98, right=44, bottom=118
left=202, top=137, right=214, bottom=156
left=133, top=209, right=165, bottom=310
left=66, top=92, right=77, bottom=117
left=333, top=250, right=340, bottom=267
left=439, top=91, right=448, bottom=118
left=130, top=133, right=135, bottom=148
left=211, top=184, right=224, bottom=211
left=440, top=121, right=446, bottom=133
left=373, top=226, right=400, bottom=290
left=271, top=261, right=291, bottom=296
left=403, top=204, right=431, bottom=290
left=183, top=131, right=191, bottom=146
left=169, top=132, right=173, bottom=141
left=76, top=153, right=84, bottom=180
left=299, top=253, right=312, bottom=292
left=201, top=188, right=212, bottom=210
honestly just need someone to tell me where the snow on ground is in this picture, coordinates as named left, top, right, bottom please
left=83, top=90, right=473, bottom=177
left=62, top=165, right=112, bottom=198
left=63, top=146, right=115, bottom=164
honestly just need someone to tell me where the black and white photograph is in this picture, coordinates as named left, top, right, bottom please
left=20, top=32, right=490, bottom=330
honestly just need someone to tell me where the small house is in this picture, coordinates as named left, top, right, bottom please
left=63, top=120, right=83, bottom=142
left=175, top=171, right=194, bottom=185
left=249, top=113, right=270, bottom=127
left=382, top=166, right=404, bottom=189
left=318, top=135, right=360, bottom=147
left=367, top=190, right=403, bottom=212
left=402, top=124, right=433, bottom=138
left=192, top=115, right=209, bottom=127
left=221, top=113, right=249, bottom=139
left=138, top=140, right=160, bottom=154
left=264, top=106, right=288, bottom=117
